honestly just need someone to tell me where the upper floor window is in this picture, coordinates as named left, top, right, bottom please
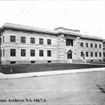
left=95, top=44, right=97, bottom=48
left=47, top=50, right=51, bottom=57
left=10, top=36, right=16, bottom=42
left=90, top=43, right=93, bottom=48
left=47, top=39, right=51, bottom=45
left=99, top=44, right=101, bottom=48
left=39, top=38, right=43, bottom=45
left=21, top=49, right=26, bottom=56
left=86, top=43, right=88, bottom=47
left=10, top=49, right=16, bottom=56
left=30, top=37, right=35, bottom=44
left=80, top=42, right=83, bottom=47
left=21, top=36, right=26, bottom=43
left=30, top=50, right=35, bottom=56
left=39, top=50, right=44, bottom=57
left=66, top=39, right=73, bottom=46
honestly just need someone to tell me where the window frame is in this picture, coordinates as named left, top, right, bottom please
left=21, top=36, right=26, bottom=43
left=30, top=49, right=35, bottom=56
left=10, top=35, right=16, bottom=42
left=39, top=38, right=43, bottom=45
left=21, top=49, right=26, bottom=57
left=47, top=39, right=51, bottom=45
left=47, top=50, right=51, bottom=57
left=30, top=37, right=35, bottom=44
left=10, top=49, right=16, bottom=57
left=39, top=50, right=44, bottom=57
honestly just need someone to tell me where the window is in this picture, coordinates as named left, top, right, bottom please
left=10, top=36, right=16, bottom=42
left=21, top=49, right=26, bottom=56
left=66, top=39, right=73, bottom=46
left=99, top=44, right=101, bottom=48
left=86, top=43, right=88, bottom=47
left=0, top=37, right=1, bottom=44
left=39, top=50, right=44, bottom=57
left=47, top=50, right=51, bottom=57
left=47, top=39, right=51, bottom=45
left=39, top=38, right=43, bottom=44
left=81, top=52, right=84, bottom=57
left=95, top=52, right=97, bottom=57
left=0, top=50, right=2, bottom=57
left=86, top=52, right=88, bottom=57
left=30, top=37, right=35, bottom=44
left=103, top=52, right=105, bottom=57
left=80, top=42, right=83, bottom=47
left=10, top=49, right=16, bottom=56
left=3, top=36, right=4, bottom=42
left=31, top=61, right=35, bottom=63
left=90, top=43, right=93, bottom=48
left=95, top=44, right=97, bottom=48
left=90, top=52, right=93, bottom=57
left=30, top=50, right=35, bottom=56
left=21, top=36, right=26, bottom=43
left=3, top=49, right=5, bottom=57
left=48, top=60, right=51, bottom=63
left=99, top=52, right=102, bottom=57
left=10, top=61, right=16, bottom=64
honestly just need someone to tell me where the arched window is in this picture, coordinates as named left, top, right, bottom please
left=67, top=50, right=72, bottom=59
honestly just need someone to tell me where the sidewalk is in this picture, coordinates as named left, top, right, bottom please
left=0, top=67, right=105, bottom=79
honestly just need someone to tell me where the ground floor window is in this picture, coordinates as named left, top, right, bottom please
left=47, top=50, right=51, bottom=57
left=67, top=50, right=72, bottom=59
left=39, top=50, right=44, bottom=57
left=21, top=49, right=26, bottom=56
left=99, top=52, right=102, bottom=57
left=86, top=52, right=88, bottom=57
left=30, top=50, right=35, bottom=56
left=95, top=52, right=97, bottom=57
left=90, top=52, right=93, bottom=57
left=10, top=49, right=16, bottom=56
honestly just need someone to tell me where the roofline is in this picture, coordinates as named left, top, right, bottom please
left=0, top=23, right=104, bottom=41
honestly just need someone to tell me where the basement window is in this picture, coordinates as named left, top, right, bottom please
left=10, top=61, right=16, bottom=64
left=31, top=61, right=35, bottom=63
left=48, top=60, right=51, bottom=63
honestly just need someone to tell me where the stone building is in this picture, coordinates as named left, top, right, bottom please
left=0, top=23, right=103, bottom=65
left=103, top=40, right=105, bottom=62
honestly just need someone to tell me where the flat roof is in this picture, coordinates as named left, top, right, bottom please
left=1, top=23, right=103, bottom=41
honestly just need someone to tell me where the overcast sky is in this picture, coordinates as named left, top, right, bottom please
left=0, top=0, right=105, bottom=38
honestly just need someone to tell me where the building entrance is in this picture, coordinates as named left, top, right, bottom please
left=67, top=50, right=72, bottom=63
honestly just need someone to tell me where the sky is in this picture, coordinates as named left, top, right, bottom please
left=0, top=0, right=105, bottom=38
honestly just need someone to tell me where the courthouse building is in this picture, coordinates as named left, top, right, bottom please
left=0, top=23, right=103, bottom=65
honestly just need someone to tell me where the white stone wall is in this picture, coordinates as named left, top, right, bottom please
left=1, top=29, right=104, bottom=64
left=1, top=30, right=58, bottom=64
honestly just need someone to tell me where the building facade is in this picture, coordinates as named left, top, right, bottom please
left=103, top=40, right=105, bottom=62
left=0, top=23, right=103, bottom=65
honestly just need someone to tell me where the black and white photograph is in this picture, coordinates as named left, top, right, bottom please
left=0, top=0, right=105, bottom=105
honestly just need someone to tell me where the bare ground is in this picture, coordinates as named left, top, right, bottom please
left=0, top=70, right=105, bottom=105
